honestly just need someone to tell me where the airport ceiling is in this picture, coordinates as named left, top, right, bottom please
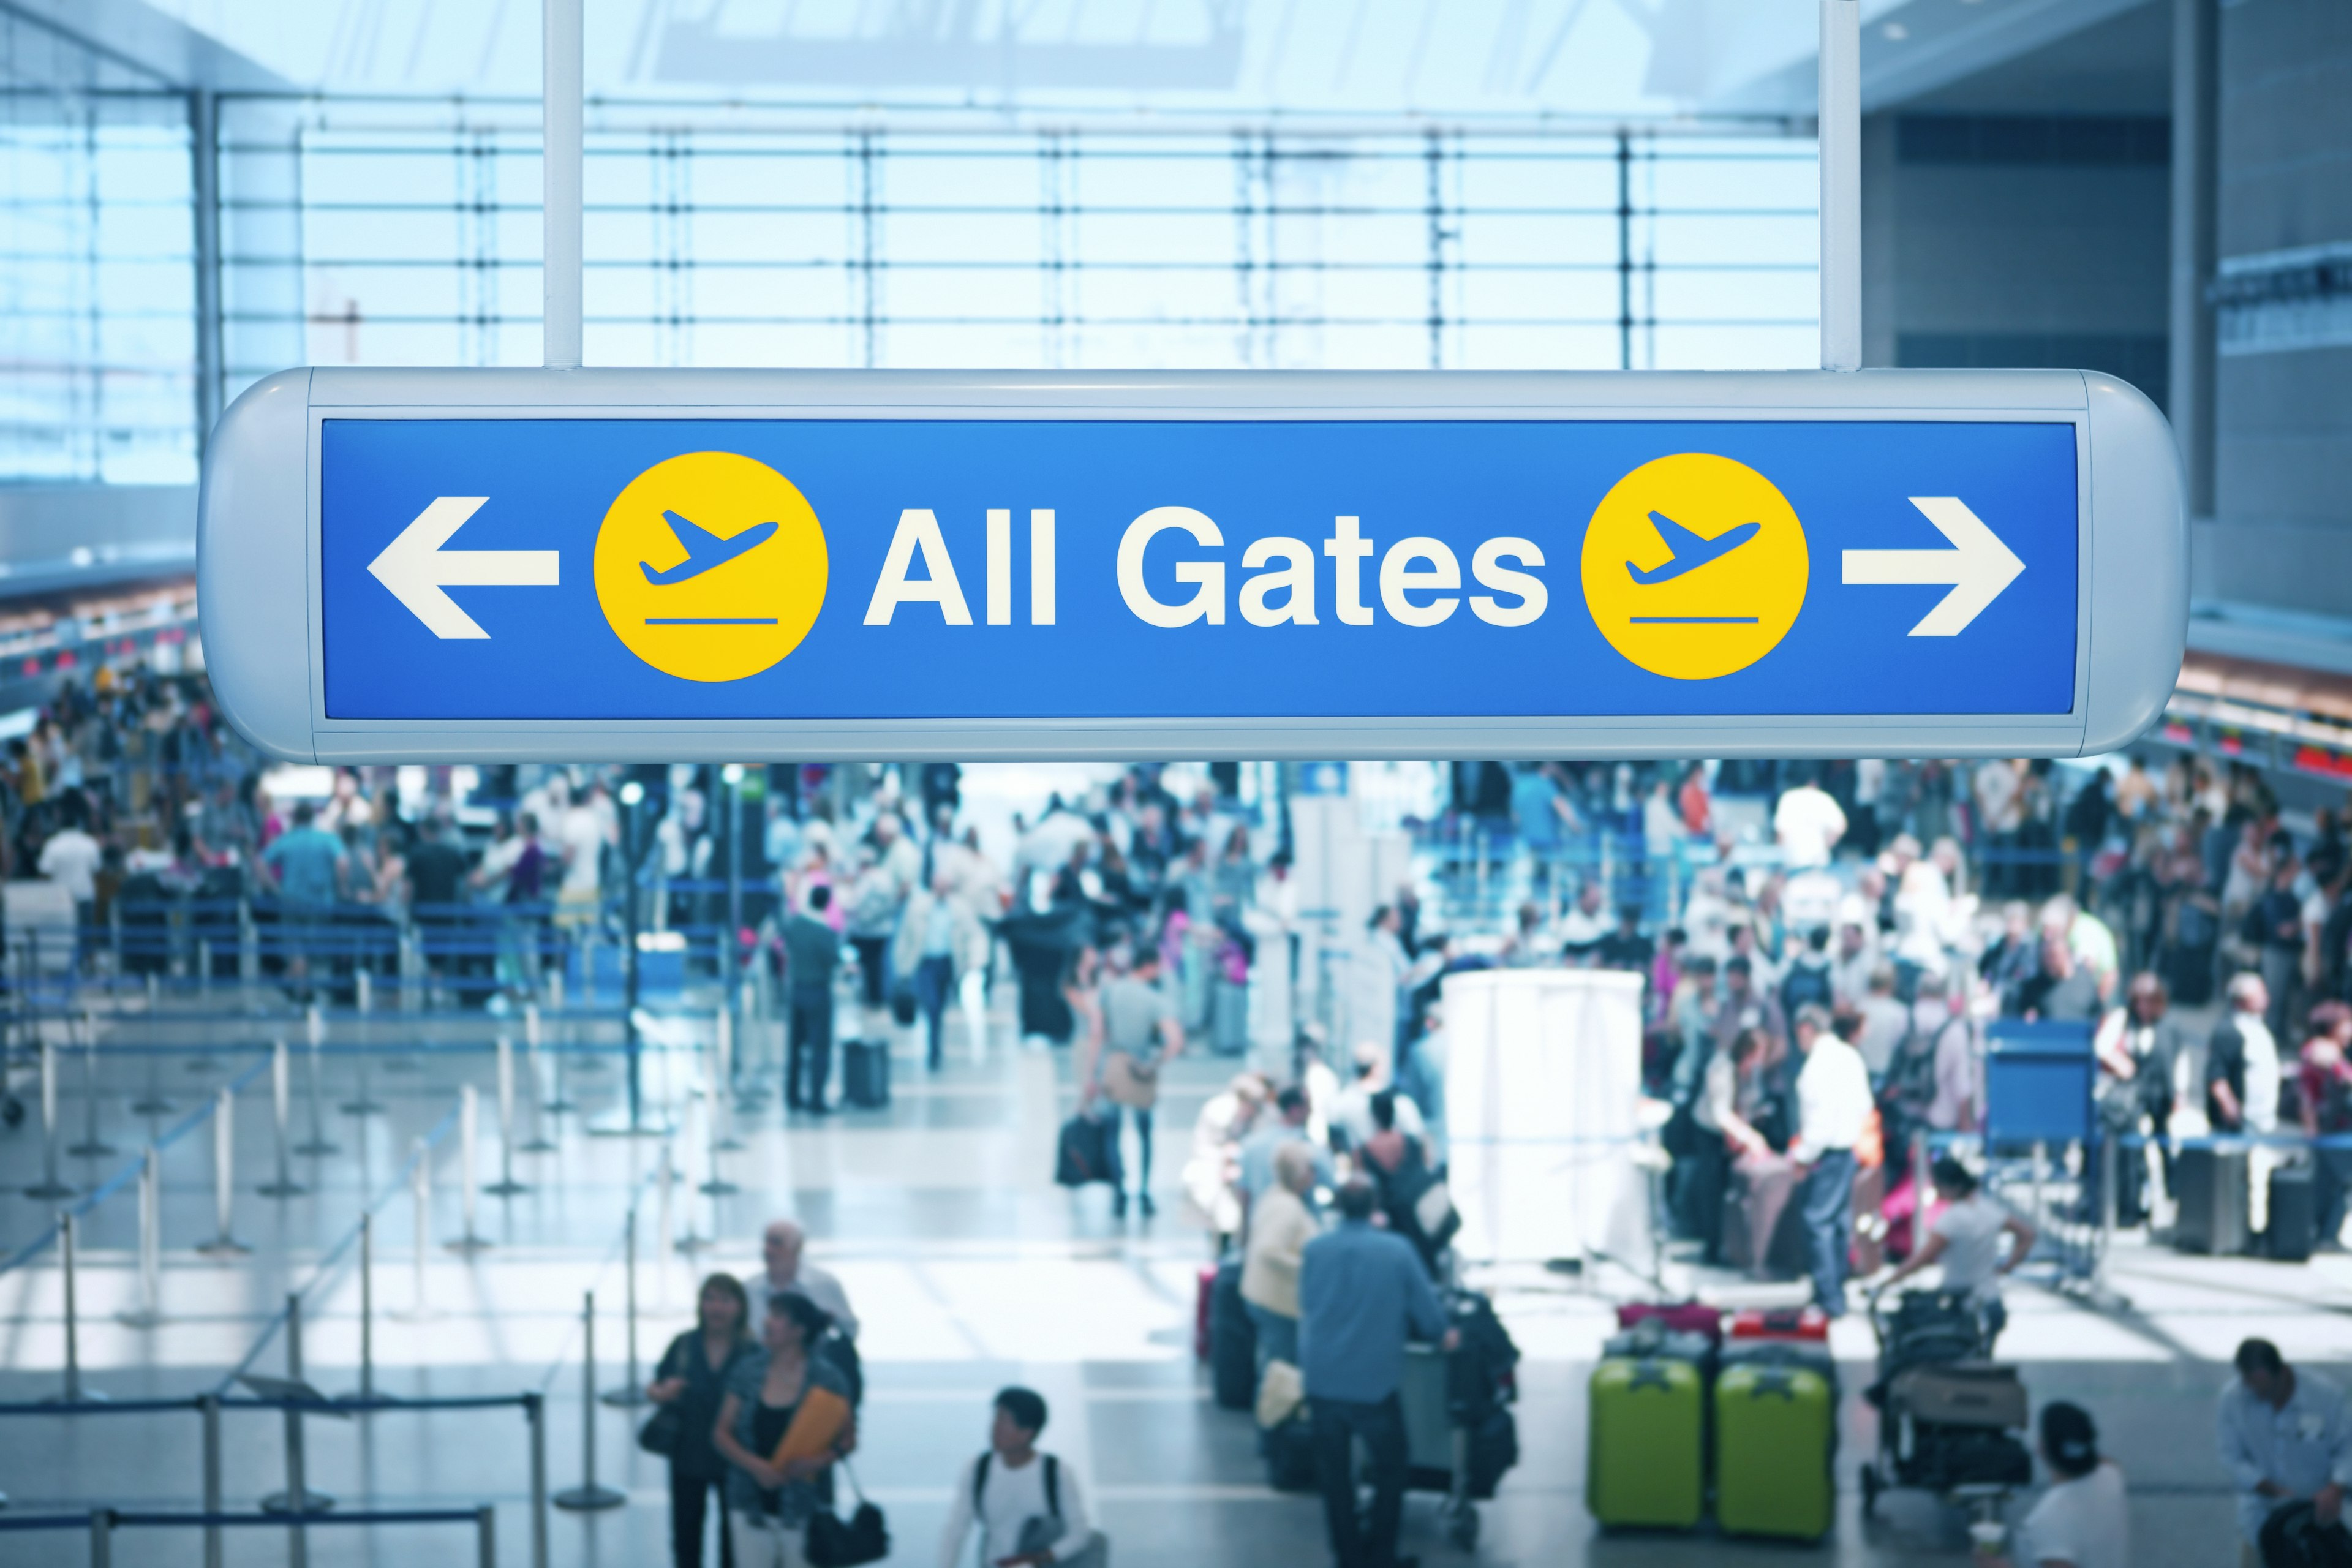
left=45, top=0, right=2163, bottom=121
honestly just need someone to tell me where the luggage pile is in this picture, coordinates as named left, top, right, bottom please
left=2174, top=1140, right=2321, bottom=1262
left=1587, top=1302, right=1838, bottom=1542
left=1858, top=1290, right=2034, bottom=1516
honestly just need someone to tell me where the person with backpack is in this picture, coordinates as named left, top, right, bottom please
left=937, top=1387, right=1103, bottom=1568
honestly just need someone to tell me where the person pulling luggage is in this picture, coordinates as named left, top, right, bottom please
left=1873, top=1157, right=2037, bottom=1348
left=1298, top=1177, right=1456, bottom=1568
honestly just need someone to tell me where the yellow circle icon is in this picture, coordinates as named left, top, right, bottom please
left=592, top=451, right=828, bottom=683
left=1579, top=453, right=1809, bottom=681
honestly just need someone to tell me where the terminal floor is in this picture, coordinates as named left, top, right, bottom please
left=0, top=990, right=2343, bottom=1566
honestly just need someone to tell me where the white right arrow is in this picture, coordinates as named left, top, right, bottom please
left=1840, top=496, right=2026, bottom=637
left=366, top=496, right=560, bottom=639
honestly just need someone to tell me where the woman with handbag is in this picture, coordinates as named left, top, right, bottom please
left=648, top=1273, right=755, bottom=1567
left=714, top=1291, right=859, bottom=1568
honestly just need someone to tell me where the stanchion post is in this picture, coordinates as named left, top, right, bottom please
left=26, top=1037, right=75, bottom=1198
left=449, top=1086, right=490, bottom=1251
left=200, top=1392, right=224, bottom=1568
left=488, top=1036, right=528, bottom=1196
left=476, top=1503, right=498, bottom=1568
left=520, top=1004, right=555, bottom=1150
left=394, top=1134, right=438, bottom=1321
left=713, top=1009, right=742, bottom=1150
left=552, top=1291, right=625, bottom=1510
left=600, top=1208, right=647, bottom=1407
left=525, top=1390, right=549, bottom=1568
left=89, top=1506, right=113, bottom=1568
left=198, top=1085, right=249, bottom=1255
left=357, top=1212, right=375, bottom=1400
left=296, top=1008, right=338, bottom=1156
left=656, top=1142, right=676, bottom=1296
left=699, top=1084, right=737, bottom=1197
left=132, top=1034, right=170, bottom=1115
left=118, top=1145, right=163, bottom=1327
left=262, top=1291, right=333, bottom=1517
left=259, top=1039, right=305, bottom=1196
left=677, top=1098, right=709, bottom=1253
left=59, top=1210, right=84, bottom=1402
left=540, top=998, right=576, bottom=1114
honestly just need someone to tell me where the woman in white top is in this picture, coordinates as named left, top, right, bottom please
left=1875, top=1156, right=2037, bottom=1346
left=1980, top=1401, right=2128, bottom=1568
left=938, top=1387, right=1100, bottom=1568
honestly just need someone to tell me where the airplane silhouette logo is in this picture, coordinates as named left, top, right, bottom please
left=1626, top=511, right=1762, bottom=585
left=640, top=510, right=780, bottom=586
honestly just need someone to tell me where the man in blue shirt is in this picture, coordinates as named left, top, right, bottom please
left=1298, top=1178, right=1455, bottom=1568
left=2218, top=1337, right=2352, bottom=1556
left=261, top=801, right=347, bottom=990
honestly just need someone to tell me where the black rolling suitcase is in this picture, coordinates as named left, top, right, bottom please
left=2173, top=1143, right=2250, bottom=1255
left=842, top=1038, right=891, bottom=1109
left=1210, top=1260, right=1256, bottom=1410
left=2265, top=1162, right=2318, bottom=1263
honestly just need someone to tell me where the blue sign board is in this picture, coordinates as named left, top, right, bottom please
left=317, top=416, right=2079, bottom=723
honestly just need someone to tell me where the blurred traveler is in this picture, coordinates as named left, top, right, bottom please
left=1298, top=1178, right=1456, bottom=1568
left=746, top=1219, right=860, bottom=1343
left=712, top=1291, right=856, bottom=1568
left=782, top=886, right=842, bottom=1114
left=1790, top=1002, right=1872, bottom=1317
left=650, top=1273, right=756, bottom=1568
left=1080, top=944, right=1183, bottom=1219
left=1242, top=1141, right=1321, bottom=1370
left=2220, top=1338, right=2352, bottom=1559
left=937, top=1387, right=1102, bottom=1568
left=1979, top=1401, right=2127, bottom=1568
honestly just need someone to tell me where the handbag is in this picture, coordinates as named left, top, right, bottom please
left=637, top=1402, right=682, bottom=1457
left=1055, top=1110, right=1117, bottom=1186
left=804, top=1462, right=889, bottom=1567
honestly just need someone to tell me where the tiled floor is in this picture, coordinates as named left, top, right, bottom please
left=0, top=983, right=2340, bottom=1565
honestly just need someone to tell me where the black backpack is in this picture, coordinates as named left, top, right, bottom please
left=2262, top=1501, right=2352, bottom=1568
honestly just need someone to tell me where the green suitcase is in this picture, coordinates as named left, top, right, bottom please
left=1586, top=1355, right=1705, bottom=1529
left=1714, top=1359, right=1836, bottom=1540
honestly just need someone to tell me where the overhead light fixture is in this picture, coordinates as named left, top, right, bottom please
left=619, top=780, right=644, bottom=806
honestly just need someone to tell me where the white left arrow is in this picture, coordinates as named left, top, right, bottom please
left=1840, top=496, right=2026, bottom=638
left=366, top=497, right=560, bottom=639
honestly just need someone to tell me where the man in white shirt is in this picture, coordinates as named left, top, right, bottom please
left=39, top=809, right=104, bottom=970
left=2218, top=1337, right=2352, bottom=1556
left=1790, top=1009, right=1873, bottom=1318
left=938, top=1387, right=1101, bottom=1568
left=1773, top=772, right=1848, bottom=870
left=744, top=1218, right=859, bottom=1340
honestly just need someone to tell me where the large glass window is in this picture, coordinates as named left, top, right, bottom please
left=220, top=99, right=1817, bottom=401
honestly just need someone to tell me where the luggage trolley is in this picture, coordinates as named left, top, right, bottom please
left=1858, top=1291, right=2032, bottom=1522
left=1389, top=1293, right=1520, bottom=1550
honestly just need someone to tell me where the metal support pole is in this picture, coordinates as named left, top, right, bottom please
left=357, top=1212, right=375, bottom=1400
left=477, top=1504, right=498, bottom=1568
left=262, top=1292, right=333, bottom=1521
left=713, top=1008, right=741, bottom=1150
left=526, top=1391, right=549, bottom=1568
left=89, top=1507, right=113, bottom=1568
left=396, top=1135, right=437, bottom=1320
left=69, top=1020, right=115, bottom=1158
left=600, top=1208, right=647, bottom=1406
left=543, top=0, right=584, bottom=371
left=552, top=1291, right=624, bottom=1509
left=260, top=1039, right=305, bottom=1196
left=190, top=86, right=223, bottom=449
left=27, top=1038, right=75, bottom=1197
left=118, top=1147, right=163, bottom=1326
left=296, top=1011, right=337, bottom=1156
left=197, top=1086, right=248, bottom=1254
left=699, top=1084, right=737, bottom=1197
left=1818, top=0, right=1861, bottom=371
left=59, top=1211, right=86, bottom=1401
left=200, top=1392, right=224, bottom=1568
left=488, top=1036, right=529, bottom=1194
left=521, top=1003, right=556, bottom=1148
left=449, top=1086, right=489, bottom=1251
